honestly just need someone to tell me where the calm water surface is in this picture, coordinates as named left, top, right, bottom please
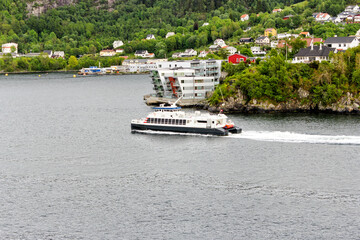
left=0, top=73, right=359, bottom=239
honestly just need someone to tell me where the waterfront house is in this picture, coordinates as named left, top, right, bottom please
left=228, top=54, right=256, bottom=64
left=240, top=14, right=249, bottom=21
left=255, top=36, right=270, bottom=45
left=180, top=49, right=197, bottom=57
left=100, top=50, right=116, bottom=57
left=146, top=34, right=156, bottom=40
left=135, top=50, right=154, bottom=58
left=277, top=33, right=292, bottom=39
left=300, top=32, right=310, bottom=37
left=272, top=8, right=282, bottom=13
left=2, top=42, right=18, bottom=54
left=166, top=32, right=175, bottom=38
left=324, top=36, right=359, bottom=50
left=354, top=14, right=360, bottom=23
left=224, top=46, right=237, bottom=55
left=214, top=39, right=226, bottom=48
left=239, top=37, right=254, bottom=44
left=202, top=22, right=209, bottom=26
left=283, top=15, right=294, bottom=20
left=264, top=28, right=277, bottom=37
left=116, top=49, right=124, bottom=54
left=53, top=51, right=65, bottom=58
left=113, top=40, right=124, bottom=49
left=345, top=5, right=360, bottom=13
left=198, top=51, right=209, bottom=58
left=209, top=44, right=221, bottom=51
left=251, top=46, right=266, bottom=55
left=293, top=44, right=336, bottom=63
left=315, top=13, right=331, bottom=22
left=42, top=50, right=53, bottom=57
left=172, top=52, right=181, bottom=58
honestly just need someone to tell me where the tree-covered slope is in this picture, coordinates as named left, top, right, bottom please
left=0, top=0, right=358, bottom=56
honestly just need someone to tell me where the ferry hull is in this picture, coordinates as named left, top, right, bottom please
left=131, top=123, right=234, bottom=136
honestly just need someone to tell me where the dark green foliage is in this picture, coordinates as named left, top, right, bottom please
left=210, top=48, right=360, bottom=106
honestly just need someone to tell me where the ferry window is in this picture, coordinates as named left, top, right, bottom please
left=197, top=120, right=207, bottom=123
left=161, top=119, right=165, bottom=124
left=165, top=119, right=168, bottom=124
left=181, top=80, right=184, bottom=83
left=175, top=119, right=179, bottom=125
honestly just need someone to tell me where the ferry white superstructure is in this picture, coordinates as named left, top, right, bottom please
left=131, top=100, right=241, bottom=136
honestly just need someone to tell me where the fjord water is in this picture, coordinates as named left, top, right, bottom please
left=0, top=73, right=359, bottom=239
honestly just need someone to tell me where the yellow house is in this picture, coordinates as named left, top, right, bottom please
left=264, top=28, right=277, bottom=37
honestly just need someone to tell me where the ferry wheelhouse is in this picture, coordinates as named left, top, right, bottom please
left=131, top=101, right=241, bottom=136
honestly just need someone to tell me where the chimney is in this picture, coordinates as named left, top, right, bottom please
left=311, top=42, right=313, bottom=51
left=320, top=44, right=322, bottom=50
left=334, top=35, right=337, bottom=37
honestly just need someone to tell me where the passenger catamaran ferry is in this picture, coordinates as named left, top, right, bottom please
left=131, top=98, right=241, bottom=136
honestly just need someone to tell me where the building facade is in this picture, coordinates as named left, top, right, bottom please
left=151, top=60, right=222, bottom=99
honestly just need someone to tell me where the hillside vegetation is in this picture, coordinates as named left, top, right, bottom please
left=0, top=0, right=358, bottom=57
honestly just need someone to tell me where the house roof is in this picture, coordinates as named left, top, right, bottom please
left=295, top=45, right=335, bottom=57
left=300, top=32, right=310, bottom=35
left=265, top=28, right=275, bottom=31
left=316, top=13, right=330, bottom=19
left=240, top=37, right=253, bottom=41
left=324, top=36, right=356, bottom=44
left=241, top=14, right=248, bottom=18
left=135, top=50, right=148, bottom=54
left=256, top=36, right=268, bottom=40
left=303, top=38, right=323, bottom=47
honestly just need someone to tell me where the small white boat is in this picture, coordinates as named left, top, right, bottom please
left=131, top=99, right=241, bottom=136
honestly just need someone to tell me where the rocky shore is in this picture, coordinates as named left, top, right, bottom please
left=205, top=89, right=360, bottom=114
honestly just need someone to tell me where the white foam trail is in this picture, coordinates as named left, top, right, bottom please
left=228, top=131, right=360, bottom=145
left=133, top=130, right=360, bottom=145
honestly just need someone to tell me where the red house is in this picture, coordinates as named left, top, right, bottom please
left=228, top=54, right=255, bottom=64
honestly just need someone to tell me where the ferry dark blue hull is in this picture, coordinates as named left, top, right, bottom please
left=131, top=123, right=241, bottom=136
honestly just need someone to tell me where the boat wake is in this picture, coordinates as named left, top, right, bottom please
left=228, top=131, right=360, bottom=145
left=133, top=130, right=360, bottom=145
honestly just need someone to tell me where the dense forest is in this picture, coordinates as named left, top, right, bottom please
left=0, top=0, right=359, bottom=58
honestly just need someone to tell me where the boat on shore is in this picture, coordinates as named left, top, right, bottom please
left=131, top=98, right=241, bottom=136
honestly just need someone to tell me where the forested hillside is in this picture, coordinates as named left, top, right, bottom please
left=0, top=0, right=358, bottom=57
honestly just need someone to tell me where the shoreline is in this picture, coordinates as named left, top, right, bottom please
left=1, top=70, right=148, bottom=75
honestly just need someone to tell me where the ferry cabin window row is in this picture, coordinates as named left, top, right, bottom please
left=148, top=118, right=186, bottom=125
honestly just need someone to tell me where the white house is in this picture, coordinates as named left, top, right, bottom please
left=113, top=40, right=124, bottom=49
left=100, top=50, right=116, bottom=57
left=225, top=46, right=237, bottom=55
left=277, top=33, right=293, bottom=39
left=116, top=49, right=124, bottom=54
left=270, top=40, right=279, bottom=48
left=240, top=14, right=249, bottom=21
left=255, top=36, right=270, bottom=45
left=180, top=49, right=197, bottom=57
left=251, top=46, right=266, bottom=55
left=198, top=51, right=209, bottom=58
left=2, top=42, right=18, bottom=54
left=53, top=51, right=65, bottom=58
left=293, top=44, right=336, bottom=63
left=345, top=5, right=360, bottom=13
left=202, top=22, right=209, bottom=26
left=214, top=39, right=226, bottom=47
left=166, top=32, right=175, bottom=38
left=146, top=34, right=156, bottom=40
left=315, top=13, right=331, bottom=22
left=272, top=8, right=282, bottom=13
left=135, top=50, right=154, bottom=58
left=324, top=36, right=359, bottom=50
